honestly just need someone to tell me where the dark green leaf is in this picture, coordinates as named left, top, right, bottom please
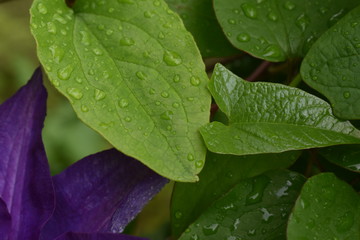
left=179, top=170, right=306, bottom=240
left=213, top=0, right=359, bottom=61
left=319, top=145, right=360, bottom=172
left=166, top=0, right=239, bottom=57
left=301, top=5, right=360, bottom=119
left=287, top=173, right=360, bottom=239
left=30, top=0, right=211, bottom=182
left=201, top=64, right=360, bottom=156
left=171, top=151, right=300, bottom=237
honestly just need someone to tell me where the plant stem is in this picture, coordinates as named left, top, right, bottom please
left=246, top=61, right=271, bottom=82
left=289, top=73, right=302, bottom=87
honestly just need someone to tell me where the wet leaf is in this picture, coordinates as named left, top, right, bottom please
left=319, top=145, right=360, bottom=172
left=213, top=0, right=359, bottom=61
left=179, top=170, right=306, bottom=240
left=301, top=5, right=360, bottom=119
left=287, top=173, right=360, bottom=239
left=171, top=151, right=300, bottom=237
left=201, top=64, right=360, bottom=155
left=30, top=0, right=211, bottom=182
left=166, top=0, right=238, bottom=57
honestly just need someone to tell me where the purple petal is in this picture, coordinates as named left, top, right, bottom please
left=41, top=149, right=168, bottom=240
left=0, top=198, right=11, bottom=238
left=55, top=232, right=147, bottom=240
left=0, top=68, right=54, bottom=240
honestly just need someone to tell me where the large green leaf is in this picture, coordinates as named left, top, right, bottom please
left=213, top=0, right=359, bottom=62
left=319, top=145, right=360, bottom=172
left=30, top=0, right=211, bottom=182
left=165, top=0, right=238, bottom=57
left=287, top=173, right=360, bottom=239
left=171, top=151, right=300, bottom=237
left=301, top=6, right=360, bottom=119
left=201, top=64, right=360, bottom=156
left=179, top=170, right=306, bottom=240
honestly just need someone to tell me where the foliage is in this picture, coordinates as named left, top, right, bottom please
left=2, top=0, right=360, bottom=239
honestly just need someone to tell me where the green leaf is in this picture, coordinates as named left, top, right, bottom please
left=165, top=0, right=239, bottom=57
left=319, top=145, right=360, bottom=172
left=301, top=6, right=360, bottom=119
left=179, top=170, right=306, bottom=240
left=287, top=173, right=360, bottom=239
left=200, top=64, right=360, bottom=156
left=171, top=151, right=300, bottom=237
left=30, top=0, right=211, bottom=182
left=213, top=0, right=359, bottom=62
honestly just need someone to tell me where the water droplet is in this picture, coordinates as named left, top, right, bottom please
left=37, top=3, right=48, bottom=14
left=237, top=33, right=250, bottom=42
left=160, top=110, right=173, bottom=120
left=136, top=71, right=147, bottom=80
left=187, top=97, right=194, bottom=101
left=144, top=10, right=155, bottom=18
left=81, top=104, right=89, bottom=112
left=319, top=7, right=328, bottom=14
left=53, top=14, right=67, bottom=24
left=149, top=88, right=156, bottom=95
left=228, top=19, right=236, bottom=24
left=120, top=37, right=135, bottom=46
left=187, top=153, right=194, bottom=161
left=155, top=101, right=161, bottom=106
left=106, top=29, right=114, bottom=35
left=248, top=229, right=256, bottom=236
left=67, top=87, right=83, bottom=100
left=49, top=45, right=64, bottom=63
left=57, top=65, right=73, bottom=80
left=163, top=51, right=182, bottom=66
left=296, top=13, right=310, bottom=31
left=190, top=76, right=200, bottom=86
left=284, top=1, right=296, bottom=10
left=195, top=160, right=204, bottom=168
left=202, top=223, right=219, bottom=236
left=47, top=22, right=57, bottom=34
left=328, top=9, right=345, bottom=26
left=241, top=3, right=257, bottom=19
left=118, top=98, right=129, bottom=108
left=261, top=208, right=274, bottom=223
left=153, top=0, right=160, bottom=6
left=158, top=32, right=165, bottom=39
left=51, top=79, right=60, bottom=87
left=175, top=211, right=183, bottom=219
left=262, top=44, right=282, bottom=58
left=125, top=117, right=132, bottom=122
left=245, top=175, right=270, bottom=205
left=93, top=48, right=103, bottom=56
left=118, top=0, right=135, bottom=4
left=108, top=8, right=115, bottom=13
left=161, top=91, right=169, bottom=98
left=343, top=91, right=350, bottom=99
left=94, top=89, right=106, bottom=101
left=267, top=12, right=278, bottom=21
left=173, top=74, right=180, bottom=83
left=80, top=31, right=91, bottom=46
left=172, top=102, right=180, bottom=108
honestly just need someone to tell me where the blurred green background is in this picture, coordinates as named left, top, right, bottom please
left=0, top=1, right=171, bottom=239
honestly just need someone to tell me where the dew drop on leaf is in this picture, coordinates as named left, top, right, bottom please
left=187, top=153, right=194, bottom=161
left=163, top=50, right=182, bottom=66
left=262, top=44, right=281, bottom=58
left=160, top=110, right=173, bottom=120
left=161, top=91, right=169, bottom=98
left=237, top=33, right=250, bottom=42
left=190, top=76, right=200, bottom=86
left=67, top=87, right=83, bottom=100
left=118, top=98, right=129, bottom=108
left=57, top=65, right=73, bottom=80
left=94, top=89, right=106, bottom=101
left=119, top=37, right=135, bottom=46
left=202, top=223, right=219, bottom=236
left=37, top=3, right=48, bottom=14
left=241, top=3, right=257, bottom=19
left=284, top=1, right=296, bottom=10
left=81, top=104, right=89, bottom=112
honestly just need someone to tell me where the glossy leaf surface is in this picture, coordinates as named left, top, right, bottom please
left=319, top=145, right=360, bottom=172
left=171, top=151, right=300, bottom=237
left=30, top=0, right=211, bottom=182
left=287, top=173, right=360, bottom=239
left=213, top=0, right=359, bottom=61
left=179, top=170, right=306, bottom=240
left=301, top=5, right=360, bottom=119
left=201, top=64, right=360, bottom=155
left=166, top=0, right=238, bottom=57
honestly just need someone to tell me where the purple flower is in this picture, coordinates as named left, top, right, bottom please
left=0, top=68, right=168, bottom=240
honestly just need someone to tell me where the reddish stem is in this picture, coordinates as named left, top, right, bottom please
left=246, top=61, right=271, bottom=82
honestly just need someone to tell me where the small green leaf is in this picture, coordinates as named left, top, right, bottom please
left=179, top=170, right=306, bottom=240
left=319, top=145, right=360, bottom=172
left=301, top=5, right=360, bottom=119
left=287, top=173, right=360, bottom=239
left=213, top=0, right=359, bottom=61
left=166, top=0, right=239, bottom=57
left=171, top=151, right=300, bottom=237
left=30, top=0, right=211, bottom=182
left=201, top=64, right=360, bottom=156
